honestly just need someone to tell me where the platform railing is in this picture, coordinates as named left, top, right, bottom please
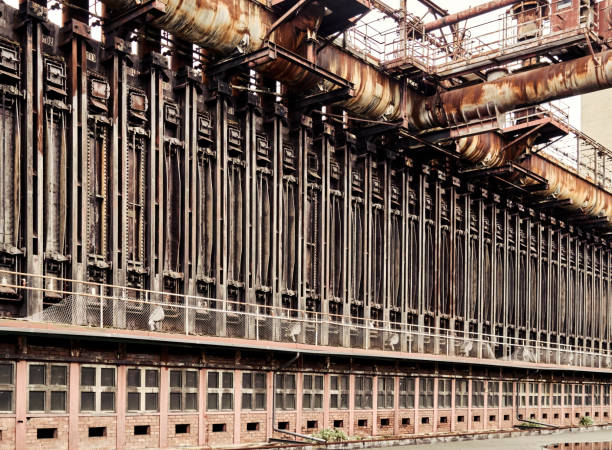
left=1, top=269, right=610, bottom=371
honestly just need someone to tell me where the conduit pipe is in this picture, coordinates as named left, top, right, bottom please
left=423, top=0, right=525, bottom=32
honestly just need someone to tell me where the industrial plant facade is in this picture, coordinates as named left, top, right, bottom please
left=0, top=0, right=612, bottom=447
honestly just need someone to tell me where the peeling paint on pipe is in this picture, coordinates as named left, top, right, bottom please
left=417, top=50, right=612, bottom=129
left=521, top=154, right=612, bottom=222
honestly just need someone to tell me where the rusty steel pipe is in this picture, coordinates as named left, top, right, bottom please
left=423, top=0, right=523, bottom=32
left=414, top=50, right=612, bottom=129
left=520, top=154, right=612, bottom=222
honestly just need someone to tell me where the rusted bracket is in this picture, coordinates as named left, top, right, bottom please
left=209, top=42, right=353, bottom=91
left=501, top=122, right=546, bottom=153
left=264, top=0, right=311, bottom=41
left=104, top=0, right=166, bottom=37
left=584, top=31, right=602, bottom=67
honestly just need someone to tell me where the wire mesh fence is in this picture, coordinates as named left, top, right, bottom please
left=3, top=270, right=611, bottom=371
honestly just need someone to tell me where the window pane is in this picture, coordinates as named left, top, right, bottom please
left=0, top=390, right=12, bottom=411
left=170, top=392, right=182, bottom=411
left=81, top=367, right=96, bottom=386
left=127, top=392, right=140, bottom=411
left=170, top=370, right=182, bottom=388
left=314, top=394, right=322, bottom=409
left=286, top=393, right=295, bottom=409
left=101, top=392, right=115, bottom=411
left=242, top=393, right=252, bottom=410
left=0, top=364, right=12, bottom=385
left=186, top=371, right=198, bottom=388
left=29, top=391, right=45, bottom=411
left=222, top=372, right=233, bottom=389
left=255, top=373, right=265, bottom=389
left=303, top=393, right=311, bottom=409
left=50, top=366, right=67, bottom=386
left=145, top=393, right=158, bottom=411
left=101, top=368, right=115, bottom=387
left=221, top=393, right=233, bottom=410
left=29, top=365, right=45, bottom=385
left=50, top=391, right=66, bottom=411
left=145, top=370, right=159, bottom=388
left=304, top=375, right=312, bottom=390
left=315, top=376, right=323, bottom=390
left=275, top=374, right=283, bottom=389
left=341, top=376, right=349, bottom=390
left=331, top=376, right=338, bottom=391
left=341, top=394, right=349, bottom=409
left=286, top=375, right=295, bottom=389
left=185, top=393, right=197, bottom=410
left=330, top=394, right=338, bottom=409
left=81, top=392, right=95, bottom=411
left=242, top=373, right=252, bottom=389
left=207, top=372, right=218, bottom=389
left=207, top=393, right=218, bottom=410
left=255, top=392, right=265, bottom=410
left=127, top=369, right=140, bottom=387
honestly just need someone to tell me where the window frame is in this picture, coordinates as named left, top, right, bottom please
left=79, top=365, right=116, bottom=413
left=399, top=377, right=415, bottom=409
left=274, top=373, right=296, bottom=411
left=241, top=371, right=266, bottom=411
left=27, top=363, right=69, bottom=414
left=419, top=377, right=434, bottom=409
left=329, top=374, right=349, bottom=410
left=302, top=374, right=323, bottom=410
left=126, top=367, right=160, bottom=413
left=354, top=376, right=373, bottom=409
left=455, top=379, right=469, bottom=408
left=487, top=381, right=499, bottom=408
left=0, top=362, right=14, bottom=413
left=438, top=379, right=452, bottom=409
left=170, top=368, right=199, bottom=412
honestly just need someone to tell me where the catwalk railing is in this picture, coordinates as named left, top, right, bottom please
left=3, top=270, right=612, bottom=371
left=344, top=0, right=605, bottom=77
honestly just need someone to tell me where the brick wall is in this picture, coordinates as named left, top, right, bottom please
left=436, top=409, right=451, bottom=433
left=328, top=411, right=350, bottom=432
left=167, top=414, right=198, bottom=448
left=0, top=417, right=15, bottom=449
left=471, top=408, right=485, bottom=430
left=376, top=411, right=394, bottom=436
left=125, top=414, right=159, bottom=449
left=417, top=409, right=434, bottom=434
left=397, top=410, right=414, bottom=434
left=271, top=411, right=296, bottom=441
left=353, top=410, right=373, bottom=437
left=78, top=415, right=116, bottom=450
left=205, top=412, right=233, bottom=446
left=26, top=416, right=69, bottom=450
left=239, top=411, right=267, bottom=444
left=300, top=411, right=324, bottom=434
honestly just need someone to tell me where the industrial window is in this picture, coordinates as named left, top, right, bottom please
left=472, top=380, right=484, bottom=408
left=126, top=367, right=159, bottom=412
left=604, top=385, right=610, bottom=406
left=170, top=369, right=199, bottom=411
left=502, top=381, right=513, bottom=408
left=594, top=385, right=601, bottom=406
left=0, top=363, right=14, bottom=412
left=302, top=374, right=323, bottom=410
left=455, top=379, right=468, bottom=408
left=528, top=383, right=538, bottom=407
left=487, top=381, right=499, bottom=408
left=399, top=377, right=415, bottom=409
left=80, top=365, right=116, bottom=412
left=438, top=379, right=451, bottom=409
left=557, top=0, right=572, bottom=10
left=553, top=384, right=562, bottom=406
left=330, top=375, right=349, bottom=409
left=585, top=385, right=593, bottom=406
left=354, top=376, right=373, bottom=409
left=564, top=384, right=572, bottom=406
left=275, top=374, right=296, bottom=410
left=207, top=371, right=232, bottom=411
left=541, top=384, right=550, bottom=407
left=518, top=382, right=527, bottom=407
left=419, top=378, right=434, bottom=409
left=574, top=385, right=583, bottom=406
left=377, top=377, right=394, bottom=409
left=28, top=363, right=68, bottom=413
left=241, top=372, right=266, bottom=410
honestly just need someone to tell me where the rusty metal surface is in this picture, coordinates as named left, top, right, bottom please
left=423, top=0, right=521, bottom=32
left=456, top=132, right=505, bottom=166
left=420, top=50, right=612, bottom=129
left=521, top=154, right=612, bottom=221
